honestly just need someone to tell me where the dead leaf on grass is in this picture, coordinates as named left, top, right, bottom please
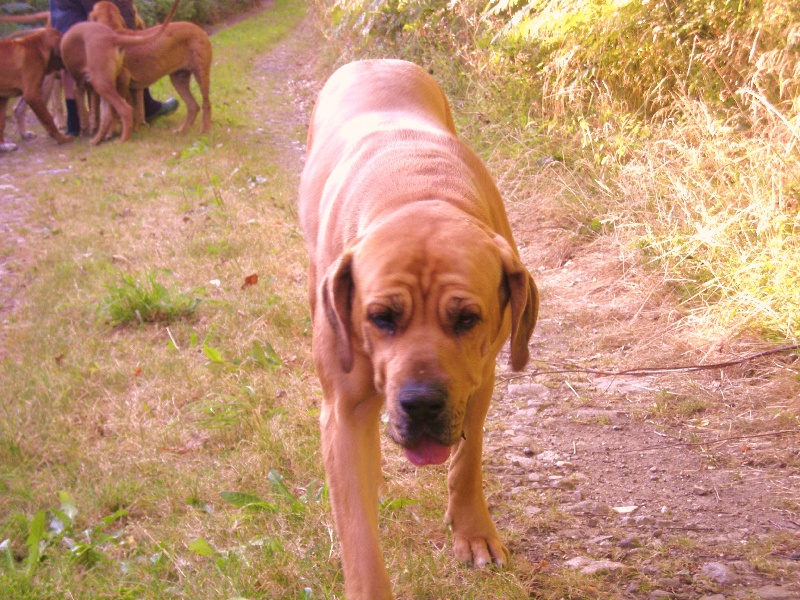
left=242, top=273, right=259, bottom=289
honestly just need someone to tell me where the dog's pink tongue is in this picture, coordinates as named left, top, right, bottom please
left=404, top=436, right=451, bottom=466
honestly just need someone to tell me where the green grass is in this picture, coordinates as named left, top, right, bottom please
left=327, top=0, right=800, bottom=345
left=0, top=1, right=334, bottom=597
left=0, top=2, right=548, bottom=597
left=3, top=0, right=798, bottom=598
left=98, top=270, right=204, bottom=326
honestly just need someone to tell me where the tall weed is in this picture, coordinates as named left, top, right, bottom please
left=323, top=0, right=800, bottom=342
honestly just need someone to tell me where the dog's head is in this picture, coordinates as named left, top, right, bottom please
left=88, top=1, right=126, bottom=30
left=320, top=205, right=538, bottom=465
left=40, top=26, right=62, bottom=55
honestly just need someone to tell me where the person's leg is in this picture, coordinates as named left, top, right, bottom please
left=49, top=0, right=87, bottom=136
left=62, top=71, right=80, bottom=136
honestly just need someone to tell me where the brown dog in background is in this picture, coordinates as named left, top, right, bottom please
left=0, top=26, right=71, bottom=151
left=0, top=13, right=65, bottom=143
left=60, top=0, right=180, bottom=145
left=89, top=1, right=212, bottom=134
left=299, top=59, right=539, bottom=599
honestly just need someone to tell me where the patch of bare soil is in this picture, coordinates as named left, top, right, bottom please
left=486, top=203, right=800, bottom=597
left=0, top=114, right=73, bottom=350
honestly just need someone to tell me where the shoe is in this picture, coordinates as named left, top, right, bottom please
left=145, top=97, right=179, bottom=123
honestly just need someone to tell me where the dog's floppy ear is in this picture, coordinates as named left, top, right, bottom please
left=494, top=235, right=539, bottom=371
left=321, top=250, right=355, bottom=373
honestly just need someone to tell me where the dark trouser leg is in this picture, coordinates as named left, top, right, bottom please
left=66, top=98, right=80, bottom=136
left=143, top=88, right=161, bottom=118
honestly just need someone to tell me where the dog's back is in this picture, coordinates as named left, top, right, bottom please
left=300, top=59, right=512, bottom=267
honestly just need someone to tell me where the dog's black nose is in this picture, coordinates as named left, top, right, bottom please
left=398, top=381, right=448, bottom=420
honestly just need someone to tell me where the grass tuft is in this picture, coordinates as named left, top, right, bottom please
left=98, top=271, right=204, bottom=326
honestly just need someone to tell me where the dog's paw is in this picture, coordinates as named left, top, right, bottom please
left=0, top=142, right=18, bottom=153
left=453, top=533, right=509, bottom=568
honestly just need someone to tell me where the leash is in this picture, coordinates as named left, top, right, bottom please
left=501, top=342, right=800, bottom=381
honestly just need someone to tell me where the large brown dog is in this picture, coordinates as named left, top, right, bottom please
left=89, top=2, right=212, bottom=134
left=299, top=59, right=539, bottom=599
left=0, top=17, right=65, bottom=142
left=0, top=26, right=71, bottom=151
left=60, top=0, right=180, bottom=145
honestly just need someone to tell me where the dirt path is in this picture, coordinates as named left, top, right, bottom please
left=248, top=23, right=800, bottom=596
left=487, top=201, right=800, bottom=596
left=2, top=8, right=798, bottom=598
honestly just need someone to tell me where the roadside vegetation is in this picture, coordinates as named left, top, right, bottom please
left=325, top=0, right=800, bottom=344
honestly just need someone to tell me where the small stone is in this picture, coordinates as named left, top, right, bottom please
left=524, top=506, right=543, bottom=517
left=565, top=500, right=612, bottom=515
left=508, top=383, right=551, bottom=399
left=617, top=537, right=641, bottom=549
left=588, top=535, right=614, bottom=545
left=613, top=505, right=639, bottom=515
left=659, top=577, right=681, bottom=588
left=554, top=477, right=576, bottom=490
left=564, top=556, right=632, bottom=576
left=537, top=450, right=560, bottom=462
left=753, top=585, right=800, bottom=600
left=649, top=591, right=672, bottom=599
left=693, top=485, right=712, bottom=496
left=564, top=556, right=591, bottom=570
left=700, top=562, right=737, bottom=585
left=626, top=581, right=641, bottom=594
left=571, top=490, right=583, bottom=502
left=699, top=595, right=726, bottom=600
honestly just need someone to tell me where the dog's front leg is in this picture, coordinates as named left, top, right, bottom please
left=445, top=370, right=509, bottom=568
left=320, top=390, right=393, bottom=600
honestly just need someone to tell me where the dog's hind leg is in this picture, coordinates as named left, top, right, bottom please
left=169, top=70, right=197, bottom=133
left=196, top=64, right=211, bottom=132
left=12, top=98, right=34, bottom=140
left=50, top=74, right=65, bottom=129
left=0, top=97, right=19, bottom=151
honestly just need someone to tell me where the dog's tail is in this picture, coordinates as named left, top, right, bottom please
left=0, top=11, right=51, bottom=25
left=109, top=0, right=181, bottom=47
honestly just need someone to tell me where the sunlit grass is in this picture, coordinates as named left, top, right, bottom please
left=327, top=0, right=800, bottom=345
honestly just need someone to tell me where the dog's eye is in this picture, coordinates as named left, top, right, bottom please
left=368, top=310, right=398, bottom=334
left=454, top=311, right=480, bottom=334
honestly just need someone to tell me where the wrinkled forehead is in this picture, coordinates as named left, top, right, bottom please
left=353, top=217, right=502, bottom=300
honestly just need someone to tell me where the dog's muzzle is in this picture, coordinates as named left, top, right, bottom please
left=390, top=381, right=455, bottom=465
